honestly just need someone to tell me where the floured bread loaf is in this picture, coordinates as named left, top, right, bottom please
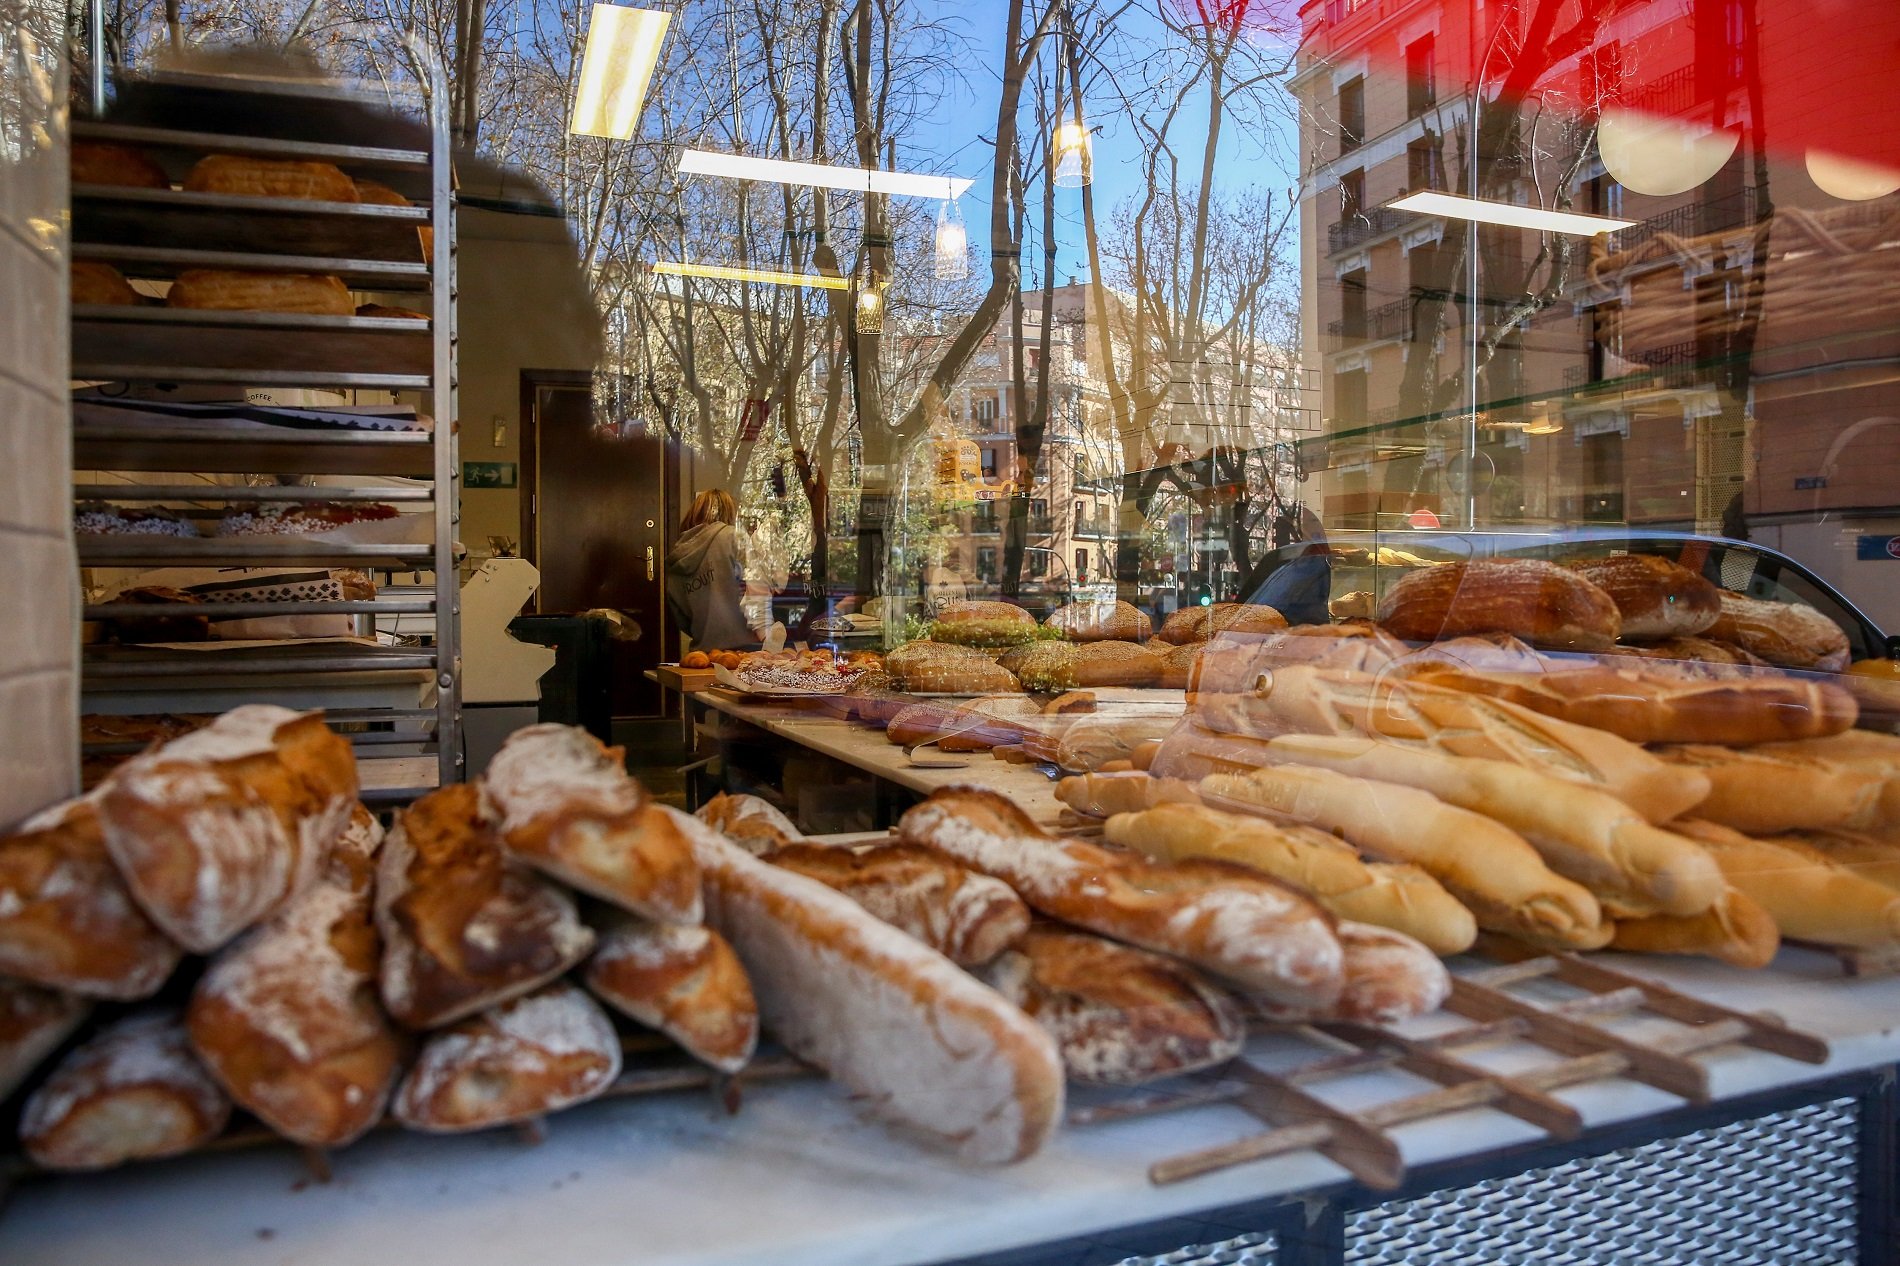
left=695, top=792, right=802, bottom=854
left=0, top=980, right=89, bottom=1102
left=184, top=154, right=358, bottom=202
left=583, top=914, right=758, bottom=1073
left=765, top=842, right=1031, bottom=966
left=1378, top=559, right=1622, bottom=651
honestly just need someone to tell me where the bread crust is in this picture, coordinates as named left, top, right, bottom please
left=1156, top=602, right=1289, bottom=645
left=1254, top=921, right=1451, bottom=1025
left=1377, top=560, right=1622, bottom=651
left=1568, top=555, right=1721, bottom=640
left=766, top=842, right=1031, bottom=966
left=71, top=260, right=143, bottom=306
left=1652, top=744, right=1884, bottom=834
left=985, top=925, right=1244, bottom=1084
left=0, top=981, right=89, bottom=1103
left=1609, top=887, right=1780, bottom=968
left=166, top=269, right=353, bottom=315
left=584, top=914, right=758, bottom=1072
left=1055, top=771, right=1202, bottom=818
left=680, top=809, right=1065, bottom=1164
left=391, top=983, right=622, bottom=1133
left=1046, top=600, right=1153, bottom=643
left=71, top=141, right=169, bottom=188
left=1674, top=820, right=1900, bottom=948
left=931, top=602, right=1040, bottom=647
left=183, top=154, right=359, bottom=202
left=1707, top=592, right=1852, bottom=672
left=696, top=792, right=802, bottom=855
left=884, top=640, right=1023, bottom=693
left=375, top=783, right=595, bottom=1029
left=999, top=640, right=1164, bottom=690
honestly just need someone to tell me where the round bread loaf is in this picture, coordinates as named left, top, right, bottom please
left=1567, top=555, right=1721, bottom=641
left=1156, top=641, right=1202, bottom=690
left=184, top=154, right=359, bottom=203
left=71, top=141, right=168, bottom=189
left=1377, top=560, right=1622, bottom=652
left=1707, top=591, right=1851, bottom=673
left=1003, top=640, right=1164, bottom=690
left=167, top=269, right=353, bottom=316
left=930, top=601, right=1040, bottom=648
left=1046, top=599, right=1152, bottom=642
left=71, top=260, right=142, bottom=306
left=1156, top=602, right=1288, bottom=645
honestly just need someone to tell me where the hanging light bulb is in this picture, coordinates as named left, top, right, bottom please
left=934, top=196, right=968, bottom=281
left=855, top=281, right=885, bottom=334
left=1053, top=116, right=1093, bottom=188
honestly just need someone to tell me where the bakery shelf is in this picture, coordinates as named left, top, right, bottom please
left=71, top=119, right=429, bottom=173
left=99, top=72, right=434, bottom=162
left=72, top=306, right=436, bottom=382
left=75, top=424, right=436, bottom=478
left=73, top=243, right=431, bottom=290
left=76, top=537, right=436, bottom=569
left=85, top=599, right=436, bottom=619
left=72, top=483, right=434, bottom=503
left=82, top=644, right=440, bottom=678
left=74, top=185, right=429, bottom=261
left=74, top=365, right=432, bottom=391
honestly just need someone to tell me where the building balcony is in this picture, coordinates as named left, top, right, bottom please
left=1326, top=296, right=1413, bottom=345
left=1327, top=205, right=1417, bottom=255
left=1607, top=187, right=1759, bottom=258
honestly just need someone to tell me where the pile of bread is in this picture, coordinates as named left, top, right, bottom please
left=1057, top=556, right=1900, bottom=970
left=70, top=141, right=427, bottom=318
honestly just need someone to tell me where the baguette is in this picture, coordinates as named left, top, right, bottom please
left=1054, top=771, right=1201, bottom=818
left=0, top=981, right=89, bottom=1102
left=984, top=925, right=1244, bottom=1084
left=898, top=787, right=1344, bottom=1009
left=483, top=724, right=701, bottom=924
left=1054, top=715, right=1180, bottom=773
left=1651, top=744, right=1885, bottom=834
left=1204, top=665, right=1709, bottom=822
left=1262, top=734, right=1724, bottom=918
left=885, top=700, right=1039, bottom=752
left=1198, top=766, right=1608, bottom=949
left=765, top=842, right=1030, bottom=966
left=1609, top=887, right=1781, bottom=968
left=679, top=809, right=1064, bottom=1163
left=1786, top=830, right=1900, bottom=892
left=1673, top=820, right=1900, bottom=948
left=1253, top=921, right=1451, bottom=1025
left=1105, top=803, right=1476, bottom=955
left=1754, top=732, right=1900, bottom=828
left=583, top=915, right=758, bottom=1073
left=1148, top=723, right=1282, bottom=782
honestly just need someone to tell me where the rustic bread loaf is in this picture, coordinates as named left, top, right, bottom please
left=0, top=980, right=89, bottom=1102
left=930, top=601, right=1041, bottom=647
left=884, top=640, right=1023, bottom=693
left=183, top=154, right=358, bottom=202
left=583, top=914, right=758, bottom=1073
left=1567, top=554, right=1721, bottom=640
left=1377, top=559, right=1622, bottom=651
left=71, top=140, right=169, bottom=188
left=1046, top=599, right=1153, bottom=642
left=765, top=842, right=1031, bottom=966
left=1707, top=592, right=1851, bottom=672
left=1156, top=602, right=1289, bottom=645
left=166, top=269, right=354, bottom=316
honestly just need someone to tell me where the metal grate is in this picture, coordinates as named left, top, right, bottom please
left=1114, top=1231, right=1276, bottom=1266
left=1346, top=1098, right=1860, bottom=1265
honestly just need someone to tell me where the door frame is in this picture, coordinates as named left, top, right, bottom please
left=516, top=368, right=596, bottom=604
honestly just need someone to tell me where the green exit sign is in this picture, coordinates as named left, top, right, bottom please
left=463, top=461, right=518, bottom=489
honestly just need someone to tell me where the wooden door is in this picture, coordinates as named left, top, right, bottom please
left=521, top=373, right=665, bottom=717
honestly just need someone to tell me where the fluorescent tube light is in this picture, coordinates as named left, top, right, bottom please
left=571, top=6, right=671, bottom=140
left=1388, top=191, right=1636, bottom=236
left=651, top=261, right=848, bottom=290
left=678, top=149, right=974, bottom=200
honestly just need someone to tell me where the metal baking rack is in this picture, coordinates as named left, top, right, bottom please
left=70, top=65, right=460, bottom=802
left=1072, top=949, right=1828, bottom=1191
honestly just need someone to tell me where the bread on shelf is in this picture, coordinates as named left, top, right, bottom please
left=1254, top=921, right=1451, bottom=1025
left=1567, top=554, right=1721, bottom=640
left=1651, top=743, right=1885, bottom=835
left=695, top=791, right=802, bottom=855
left=183, top=154, right=359, bottom=202
left=1609, top=887, right=1781, bottom=969
left=70, top=259, right=143, bottom=306
left=1156, top=602, right=1289, bottom=645
left=929, top=601, right=1040, bottom=648
left=71, top=140, right=169, bottom=189
left=1055, top=770, right=1202, bottom=818
left=765, top=842, right=1031, bottom=967
left=582, top=914, right=759, bottom=1073
left=1045, top=599, right=1153, bottom=643
left=1673, top=820, right=1900, bottom=949
left=1706, top=592, right=1851, bottom=673
left=166, top=269, right=354, bottom=316
left=0, top=980, right=90, bottom=1102
left=1376, top=559, right=1622, bottom=651
left=883, top=640, right=1022, bottom=693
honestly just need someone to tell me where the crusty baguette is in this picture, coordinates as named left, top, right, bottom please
left=391, top=983, right=622, bottom=1133
left=1106, top=803, right=1476, bottom=955
left=696, top=792, right=802, bottom=855
left=1673, top=820, right=1900, bottom=948
left=21, top=1010, right=231, bottom=1171
left=898, top=787, right=1342, bottom=1008
left=1609, top=887, right=1781, bottom=969
left=483, top=724, right=701, bottom=924
left=1202, top=665, right=1709, bottom=822
left=0, top=981, right=89, bottom=1102
left=1785, top=830, right=1900, bottom=893
left=1651, top=744, right=1884, bottom=835
left=678, top=809, right=1064, bottom=1163
left=0, top=794, right=181, bottom=999
left=1263, top=734, right=1723, bottom=919
left=1567, top=554, right=1721, bottom=640
left=583, top=915, right=758, bottom=1073
left=1752, top=732, right=1900, bottom=829
left=765, top=842, right=1030, bottom=967
left=1054, top=715, right=1180, bottom=773
left=1055, top=771, right=1201, bottom=818
left=1148, top=723, right=1282, bottom=782
left=1198, top=766, right=1608, bottom=950
left=984, top=925, right=1244, bottom=1085
left=1253, top=921, right=1451, bottom=1025
left=885, top=700, right=1039, bottom=752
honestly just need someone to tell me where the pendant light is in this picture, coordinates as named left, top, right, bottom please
left=934, top=195, right=968, bottom=281
left=855, top=273, right=886, bottom=333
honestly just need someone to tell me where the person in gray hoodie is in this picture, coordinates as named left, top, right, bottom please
left=665, top=488, right=758, bottom=651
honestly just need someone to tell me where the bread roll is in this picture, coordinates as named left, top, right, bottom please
left=679, top=809, right=1064, bottom=1163
left=71, top=141, right=168, bottom=188
left=899, top=787, right=1343, bottom=1008
left=984, top=926, right=1244, bottom=1085
left=1106, top=803, right=1476, bottom=955
left=1199, top=765, right=1608, bottom=949
left=1399, top=660, right=1859, bottom=746
left=1707, top=592, right=1851, bottom=673
left=1046, top=599, right=1153, bottom=642
left=184, top=154, right=358, bottom=202
left=1207, top=665, right=1710, bottom=822
left=71, top=259, right=142, bottom=306
left=883, top=640, right=1023, bottom=693
left=375, top=783, right=595, bottom=1029
left=166, top=269, right=354, bottom=316
left=1264, top=734, right=1723, bottom=918
left=930, top=601, right=1040, bottom=647
left=0, top=981, right=89, bottom=1102
left=1055, top=771, right=1201, bottom=818
left=351, top=177, right=412, bottom=206
left=1568, top=555, right=1721, bottom=640
left=1253, top=921, right=1451, bottom=1025
left=1673, top=820, right=1900, bottom=949
left=21, top=1011, right=232, bottom=1171
left=483, top=723, right=700, bottom=924
left=1652, top=744, right=1884, bottom=835
left=583, top=915, right=758, bottom=1073
left=98, top=705, right=357, bottom=953
left=188, top=809, right=405, bottom=1147
left=391, top=983, right=622, bottom=1133
left=1377, top=560, right=1622, bottom=651
left=0, top=794, right=181, bottom=999
left=1609, top=887, right=1781, bottom=968
left=695, top=792, right=801, bottom=855
left=765, top=842, right=1031, bottom=966
left=1157, top=602, right=1289, bottom=645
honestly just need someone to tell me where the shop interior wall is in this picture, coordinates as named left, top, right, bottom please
left=0, top=33, right=77, bottom=824
left=454, top=205, right=603, bottom=586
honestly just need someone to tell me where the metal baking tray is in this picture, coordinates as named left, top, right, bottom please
left=73, top=242, right=431, bottom=290
left=85, top=599, right=436, bottom=619
left=82, top=643, right=440, bottom=678
left=72, top=483, right=434, bottom=503
left=74, top=184, right=429, bottom=262
left=76, top=537, right=437, bottom=569
left=74, top=424, right=436, bottom=478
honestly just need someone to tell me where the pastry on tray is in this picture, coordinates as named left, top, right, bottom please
left=215, top=501, right=401, bottom=536
left=166, top=269, right=354, bottom=316
left=74, top=502, right=199, bottom=537
left=183, top=154, right=359, bottom=202
left=71, top=259, right=144, bottom=306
